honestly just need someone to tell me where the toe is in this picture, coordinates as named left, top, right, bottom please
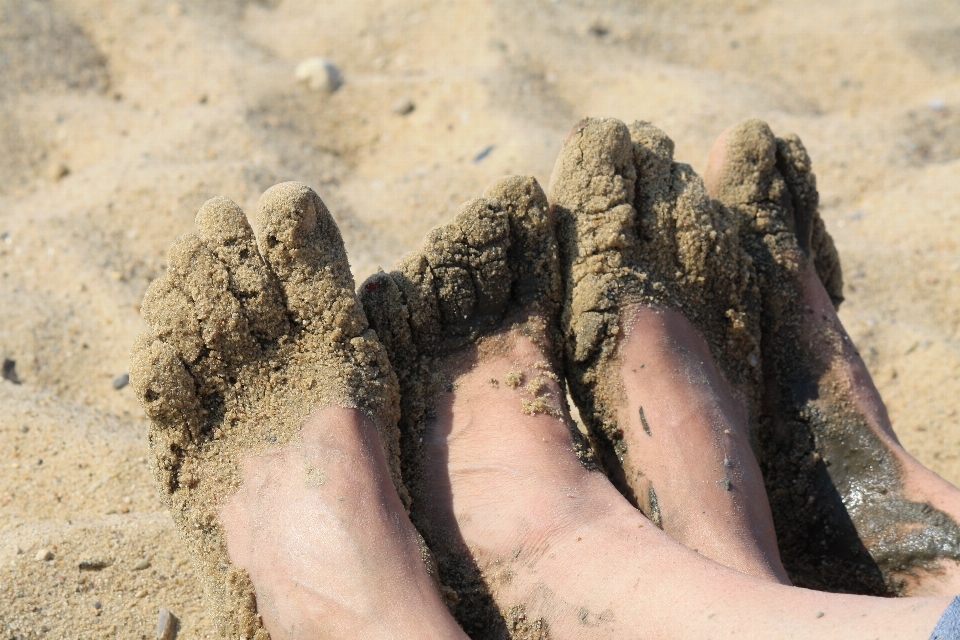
left=255, top=182, right=367, bottom=338
left=194, top=196, right=289, bottom=343
left=393, top=196, right=511, bottom=347
left=482, top=175, right=561, bottom=316
left=774, top=135, right=844, bottom=306
left=550, top=118, right=639, bottom=267
left=140, top=275, right=204, bottom=364
left=130, top=333, right=202, bottom=438
left=549, top=117, right=637, bottom=218
left=359, top=271, right=418, bottom=376
left=774, top=135, right=817, bottom=254
left=706, top=119, right=780, bottom=209
left=549, top=118, right=640, bottom=365
left=628, top=121, right=676, bottom=187
left=441, top=197, right=512, bottom=323
left=710, top=120, right=843, bottom=307
left=166, top=234, right=259, bottom=367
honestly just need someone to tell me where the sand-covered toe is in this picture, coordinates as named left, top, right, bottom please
left=131, top=182, right=401, bottom=638
left=358, top=174, right=565, bottom=636
left=706, top=119, right=843, bottom=307
left=548, top=117, right=761, bottom=477
left=712, top=119, right=960, bottom=594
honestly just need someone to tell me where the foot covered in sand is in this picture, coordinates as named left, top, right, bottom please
left=548, top=117, right=786, bottom=581
left=360, top=175, right=573, bottom=636
left=706, top=120, right=960, bottom=596
left=360, top=173, right=955, bottom=639
left=131, top=183, right=465, bottom=639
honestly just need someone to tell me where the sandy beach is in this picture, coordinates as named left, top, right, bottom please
left=3, top=0, right=960, bottom=636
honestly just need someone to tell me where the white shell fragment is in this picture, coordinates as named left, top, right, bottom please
left=295, top=57, right=343, bottom=93
left=157, top=607, right=177, bottom=640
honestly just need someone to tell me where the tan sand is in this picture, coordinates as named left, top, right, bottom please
left=3, top=0, right=960, bottom=636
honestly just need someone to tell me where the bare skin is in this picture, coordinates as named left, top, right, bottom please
left=414, top=319, right=953, bottom=639
left=706, top=124, right=960, bottom=596
left=612, top=305, right=789, bottom=583
left=221, top=407, right=470, bottom=640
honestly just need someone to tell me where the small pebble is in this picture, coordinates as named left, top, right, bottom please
left=295, top=57, right=343, bottom=93
left=134, top=558, right=151, bottom=571
left=816, top=611, right=825, bottom=618
left=112, top=373, right=130, bottom=390
left=473, top=145, right=495, bottom=163
left=2, top=358, right=21, bottom=384
left=35, top=548, right=53, bottom=562
left=79, top=558, right=111, bottom=571
left=157, top=607, right=178, bottom=640
left=391, top=97, right=415, bottom=115
left=48, top=162, right=70, bottom=182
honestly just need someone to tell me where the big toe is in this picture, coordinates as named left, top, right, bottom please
left=704, top=119, right=779, bottom=207
left=256, top=181, right=367, bottom=338
left=549, top=117, right=636, bottom=220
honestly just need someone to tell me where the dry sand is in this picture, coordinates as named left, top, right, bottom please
left=2, top=0, right=960, bottom=636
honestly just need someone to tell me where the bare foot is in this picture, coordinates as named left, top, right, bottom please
left=706, top=120, right=960, bottom=596
left=549, top=117, right=786, bottom=582
left=360, top=174, right=953, bottom=639
left=131, top=184, right=467, bottom=639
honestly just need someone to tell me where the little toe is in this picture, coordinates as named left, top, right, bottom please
left=774, top=135, right=844, bottom=306
left=194, top=196, right=289, bottom=343
left=130, top=333, right=202, bottom=434
left=255, top=181, right=367, bottom=339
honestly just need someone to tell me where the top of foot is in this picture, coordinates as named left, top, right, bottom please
left=548, top=117, right=761, bottom=460
left=130, top=183, right=402, bottom=638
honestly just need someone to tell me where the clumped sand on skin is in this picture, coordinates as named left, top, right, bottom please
left=358, top=175, right=567, bottom=639
left=548, top=117, right=761, bottom=505
left=712, top=119, right=960, bottom=594
left=130, top=183, right=402, bottom=638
